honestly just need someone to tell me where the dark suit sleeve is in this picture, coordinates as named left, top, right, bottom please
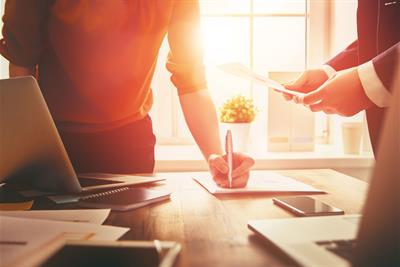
left=372, top=42, right=400, bottom=93
left=325, top=40, right=359, bottom=71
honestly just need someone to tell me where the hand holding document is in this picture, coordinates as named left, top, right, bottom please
left=218, top=62, right=306, bottom=98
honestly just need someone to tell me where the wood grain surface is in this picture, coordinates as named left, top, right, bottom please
left=104, top=169, right=368, bottom=267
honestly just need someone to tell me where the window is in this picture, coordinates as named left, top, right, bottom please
left=151, top=0, right=332, bottom=151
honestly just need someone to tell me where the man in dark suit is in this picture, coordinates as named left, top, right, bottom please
left=285, top=0, right=399, bottom=153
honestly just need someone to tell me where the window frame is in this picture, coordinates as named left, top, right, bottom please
left=154, top=0, right=331, bottom=146
left=0, top=0, right=334, bottom=147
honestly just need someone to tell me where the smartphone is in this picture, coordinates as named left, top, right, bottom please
left=273, top=196, right=344, bottom=217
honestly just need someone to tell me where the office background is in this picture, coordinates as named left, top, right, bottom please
left=0, top=0, right=373, bottom=180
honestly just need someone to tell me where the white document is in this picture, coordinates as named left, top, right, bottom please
left=218, top=62, right=306, bottom=98
left=0, top=217, right=62, bottom=267
left=194, top=171, right=323, bottom=194
left=0, top=209, right=110, bottom=224
left=0, top=216, right=129, bottom=267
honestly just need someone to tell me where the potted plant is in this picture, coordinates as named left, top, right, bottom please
left=219, top=95, right=258, bottom=152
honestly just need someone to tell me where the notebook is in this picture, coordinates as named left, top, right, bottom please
left=194, top=171, right=324, bottom=194
left=78, top=187, right=171, bottom=211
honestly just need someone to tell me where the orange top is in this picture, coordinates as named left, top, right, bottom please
left=1, top=0, right=207, bottom=132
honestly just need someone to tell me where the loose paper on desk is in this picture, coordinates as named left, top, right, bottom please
left=194, top=171, right=324, bottom=194
left=0, top=216, right=129, bottom=267
left=0, top=209, right=110, bottom=224
left=218, top=62, right=306, bottom=98
left=0, top=216, right=62, bottom=267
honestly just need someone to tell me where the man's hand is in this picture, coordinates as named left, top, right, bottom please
left=283, top=69, right=330, bottom=102
left=297, top=68, right=374, bottom=116
left=208, top=153, right=255, bottom=188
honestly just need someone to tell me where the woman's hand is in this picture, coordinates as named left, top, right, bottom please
left=208, top=153, right=255, bottom=188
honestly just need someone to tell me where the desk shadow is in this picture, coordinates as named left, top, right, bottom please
left=248, top=234, right=301, bottom=267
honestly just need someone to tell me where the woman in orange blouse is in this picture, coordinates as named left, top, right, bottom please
left=1, top=0, right=254, bottom=188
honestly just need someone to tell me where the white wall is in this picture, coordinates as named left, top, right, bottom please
left=330, top=0, right=358, bottom=56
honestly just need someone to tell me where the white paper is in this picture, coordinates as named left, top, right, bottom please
left=0, top=216, right=129, bottom=266
left=0, top=209, right=111, bottom=224
left=218, top=62, right=306, bottom=97
left=0, top=217, right=61, bottom=267
left=194, top=171, right=323, bottom=194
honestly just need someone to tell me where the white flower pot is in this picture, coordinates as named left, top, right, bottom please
left=220, top=122, right=251, bottom=152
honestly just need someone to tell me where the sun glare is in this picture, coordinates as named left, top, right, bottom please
left=201, top=18, right=250, bottom=66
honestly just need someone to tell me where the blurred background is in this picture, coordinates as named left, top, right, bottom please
left=0, top=0, right=373, bottom=179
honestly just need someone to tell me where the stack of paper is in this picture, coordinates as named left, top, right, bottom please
left=0, top=209, right=129, bottom=267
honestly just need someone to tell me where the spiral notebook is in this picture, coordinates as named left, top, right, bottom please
left=78, top=187, right=171, bottom=211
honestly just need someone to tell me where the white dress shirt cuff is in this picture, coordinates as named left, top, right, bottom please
left=322, top=65, right=337, bottom=79
left=357, top=61, right=392, bottom=108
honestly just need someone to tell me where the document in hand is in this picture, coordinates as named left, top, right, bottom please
left=218, top=62, right=306, bottom=98
left=194, top=171, right=324, bottom=194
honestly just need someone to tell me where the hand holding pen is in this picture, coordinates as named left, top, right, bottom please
left=208, top=130, right=255, bottom=188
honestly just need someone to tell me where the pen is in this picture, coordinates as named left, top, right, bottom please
left=225, top=130, right=233, bottom=188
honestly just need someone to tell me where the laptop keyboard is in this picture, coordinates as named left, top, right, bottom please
left=78, top=177, right=122, bottom=187
left=315, top=239, right=356, bottom=262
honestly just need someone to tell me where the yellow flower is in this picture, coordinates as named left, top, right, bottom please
left=219, top=94, right=259, bottom=123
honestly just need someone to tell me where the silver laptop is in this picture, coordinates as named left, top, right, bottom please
left=248, top=71, right=400, bottom=266
left=0, top=76, right=163, bottom=193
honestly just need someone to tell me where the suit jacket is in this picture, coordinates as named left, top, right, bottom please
left=353, top=77, right=400, bottom=267
left=326, top=0, right=400, bottom=153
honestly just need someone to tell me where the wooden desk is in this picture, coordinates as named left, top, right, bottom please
left=105, top=169, right=368, bottom=267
